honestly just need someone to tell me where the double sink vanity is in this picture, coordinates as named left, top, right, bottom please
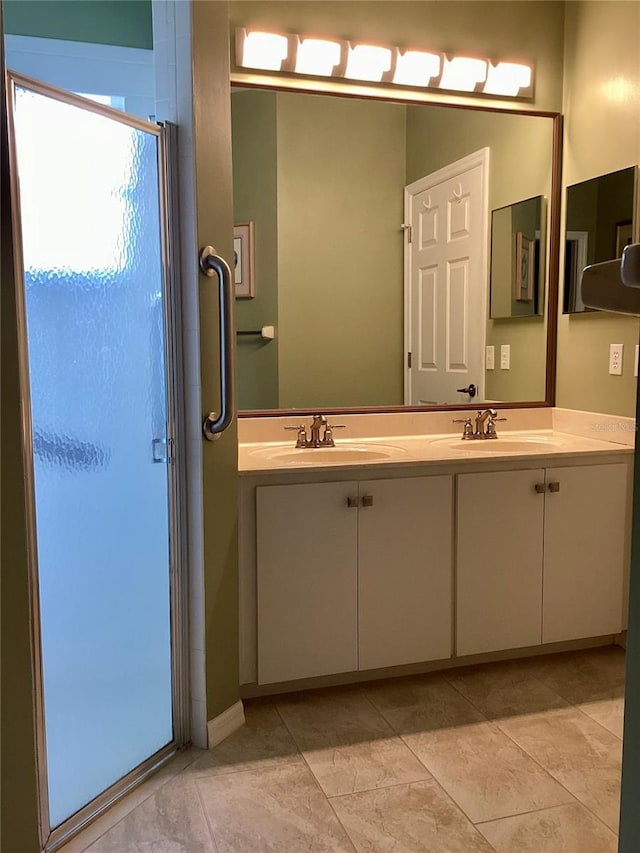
left=238, top=408, right=634, bottom=695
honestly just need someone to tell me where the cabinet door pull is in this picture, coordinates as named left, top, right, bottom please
left=361, top=495, right=374, bottom=508
left=534, top=483, right=546, bottom=494
left=548, top=481, right=561, bottom=493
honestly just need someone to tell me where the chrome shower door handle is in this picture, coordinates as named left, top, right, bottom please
left=199, top=246, right=236, bottom=441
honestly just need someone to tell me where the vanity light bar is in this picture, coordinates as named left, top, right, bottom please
left=235, top=29, right=534, bottom=99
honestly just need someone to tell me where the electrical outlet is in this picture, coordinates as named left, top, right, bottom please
left=609, top=343, right=624, bottom=376
left=485, top=345, right=495, bottom=370
left=500, top=344, right=510, bottom=370
left=635, top=345, right=639, bottom=378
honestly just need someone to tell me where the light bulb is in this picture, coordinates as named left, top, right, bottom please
left=240, top=31, right=288, bottom=72
left=484, top=62, right=533, bottom=96
left=295, top=38, right=341, bottom=76
left=345, top=44, right=392, bottom=82
left=393, top=50, right=441, bottom=87
left=440, top=57, right=488, bottom=92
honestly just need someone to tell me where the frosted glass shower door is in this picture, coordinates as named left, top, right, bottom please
left=9, top=80, right=176, bottom=830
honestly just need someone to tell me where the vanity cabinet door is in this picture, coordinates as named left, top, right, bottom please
left=358, top=476, right=453, bottom=670
left=457, top=469, right=545, bottom=656
left=543, top=463, right=628, bottom=643
left=256, top=481, right=358, bottom=685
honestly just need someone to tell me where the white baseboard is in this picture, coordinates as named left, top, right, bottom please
left=206, top=700, right=245, bottom=749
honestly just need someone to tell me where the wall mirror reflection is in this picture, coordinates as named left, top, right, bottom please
left=563, top=166, right=637, bottom=314
left=490, top=195, right=546, bottom=320
left=232, top=88, right=558, bottom=412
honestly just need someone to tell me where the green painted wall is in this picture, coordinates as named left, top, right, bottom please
left=232, top=90, right=280, bottom=410
left=406, top=106, right=553, bottom=403
left=276, top=92, right=405, bottom=408
left=3, top=0, right=153, bottom=49
left=192, top=1, right=240, bottom=722
left=557, top=0, right=640, bottom=418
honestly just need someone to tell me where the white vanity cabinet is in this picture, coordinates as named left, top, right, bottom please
left=456, top=468, right=545, bottom=656
left=256, top=481, right=358, bottom=685
left=256, top=475, right=453, bottom=685
left=543, top=463, right=628, bottom=644
left=457, top=462, right=628, bottom=657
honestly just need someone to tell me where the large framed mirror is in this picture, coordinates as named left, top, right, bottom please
left=231, top=85, right=561, bottom=414
left=563, top=166, right=637, bottom=314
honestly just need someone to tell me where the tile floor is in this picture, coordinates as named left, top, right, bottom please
left=65, top=645, right=625, bottom=852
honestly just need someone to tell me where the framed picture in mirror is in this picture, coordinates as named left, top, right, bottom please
left=515, top=231, right=535, bottom=302
left=233, top=221, right=255, bottom=298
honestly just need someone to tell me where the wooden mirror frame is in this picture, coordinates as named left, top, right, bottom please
left=230, top=75, right=563, bottom=418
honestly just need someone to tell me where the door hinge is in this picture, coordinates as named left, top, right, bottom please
left=401, top=223, right=412, bottom=243
left=152, top=437, right=175, bottom=464
left=407, top=352, right=412, bottom=368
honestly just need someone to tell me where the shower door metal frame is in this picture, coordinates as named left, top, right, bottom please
left=5, top=70, right=189, bottom=853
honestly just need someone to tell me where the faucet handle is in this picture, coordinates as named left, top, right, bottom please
left=324, top=423, right=346, bottom=445
left=453, top=417, right=474, bottom=439
left=486, top=414, right=507, bottom=438
left=284, top=424, right=308, bottom=447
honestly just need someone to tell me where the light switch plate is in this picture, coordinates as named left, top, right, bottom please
left=485, top=345, right=495, bottom=370
left=609, top=343, right=624, bottom=376
left=500, top=344, right=510, bottom=370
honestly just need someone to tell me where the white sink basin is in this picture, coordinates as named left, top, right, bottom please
left=436, top=437, right=564, bottom=453
left=248, top=443, right=407, bottom=466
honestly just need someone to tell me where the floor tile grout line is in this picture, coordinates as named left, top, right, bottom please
left=473, top=799, right=617, bottom=831
left=362, top=680, right=512, bottom=828
left=272, top=703, right=359, bottom=852
left=326, top=776, right=433, bottom=802
left=327, top=774, right=500, bottom=852
left=193, top=775, right=221, bottom=853
left=442, top=656, right=625, bottom=742
left=369, top=678, right=584, bottom=830
left=554, top=690, right=625, bottom=742
left=442, top=666, right=624, bottom=836
left=273, top=696, right=430, bottom=800
left=74, top=749, right=203, bottom=852
left=490, top=714, right=621, bottom=838
left=324, top=797, right=360, bottom=852
left=442, top=676, right=595, bottom=822
left=573, top=703, right=624, bottom=741
left=186, top=753, right=303, bottom=780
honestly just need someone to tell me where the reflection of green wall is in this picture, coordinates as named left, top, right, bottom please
left=406, top=107, right=551, bottom=403
left=566, top=179, right=599, bottom=264
left=232, top=91, right=279, bottom=410
left=277, top=93, right=405, bottom=408
left=3, top=0, right=152, bottom=48
left=557, top=1, right=640, bottom=419
left=234, top=94, right=555, bottom=408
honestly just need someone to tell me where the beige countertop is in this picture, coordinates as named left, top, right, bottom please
left=239, top=428, right=633, bottom=475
